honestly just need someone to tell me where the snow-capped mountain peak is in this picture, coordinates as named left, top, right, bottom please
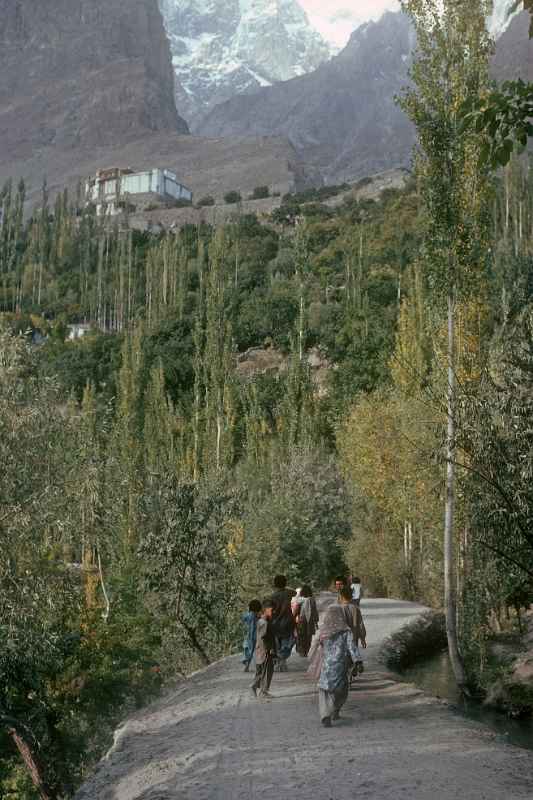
left=489, top=0, right=523, bottom=38
left=159, top=0, right=332, bottom=129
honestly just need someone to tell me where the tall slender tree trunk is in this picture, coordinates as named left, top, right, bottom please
left=234, top=235, right=239, bottom=289
left=216, top=408, right=222, bottom=472
left=298, top=285, right=304, bottom=362
left=3, top=718, right=57, bottom=800
left=193, top=388, right=200, bottom=481
left=37, top=260, right=43, bottom=307
left=445, top=291, right=466, bottom=688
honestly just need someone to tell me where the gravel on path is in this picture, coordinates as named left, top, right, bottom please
left=74, top=596, right=533, bottom=800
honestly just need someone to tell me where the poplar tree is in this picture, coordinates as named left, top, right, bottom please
left=36, top=180, right=50, bottom=308
left=390, top=264, right=432, bottom=395
left=191, top=241, right=207, bottom=479
left=293, top=223, right=310, bottom=361
left=77, top=383, right=110, bottom=618
left=144, top=361, right=177, bottom=478
left=277, top=340, right=316, bottom=451
left=204, top=230, right=235, bottom=472
left=400, top=0, right=492, bottom=687
left=113, top=326, right=145, bottom=557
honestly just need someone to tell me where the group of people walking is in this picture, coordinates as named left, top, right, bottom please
left=242, top=575, right=319, bottom=698
left=241, top=573, right=366, bottom=727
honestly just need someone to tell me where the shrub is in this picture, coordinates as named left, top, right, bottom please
left=300, top=203, right=334, bottom=220
left=224, top=190, right=242, bottom=205
left=378, top=611, right=446, bottom=670
left=282, top=184, right=350, bottom=205
left=196, top=196, right=215, bottom=207
left=171, top=198, right=193, bottom=208
left=252, top=185, right=270, bottom=200
left=354, top=176, right=373, bottom=190
left=271, top=203, right=300, bottom=225
left=116, top=200, right=137, bottom=213
left=484, top=671, right=533, bottom=718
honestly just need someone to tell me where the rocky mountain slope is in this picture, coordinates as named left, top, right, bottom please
left=0, top=0, right=189, bottom=165
left=198, top=4, right=532, bottom=185
left=159, top=0, right=331, bottom=129
left=491, top=9, right=533, bottom=81
left=198, top=11, right=416, bottom=183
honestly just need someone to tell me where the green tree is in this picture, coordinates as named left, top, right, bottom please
left=0, top=330, right=77, bottom=798
left=460, top=2, right=533, bottom=168
left=112, top=326, right=145, bottom=558
left=400, top=0, right=492, bottom=686
left=204, top=231, right=236, bottom=472
left=139, top=479, right=241, bottom=671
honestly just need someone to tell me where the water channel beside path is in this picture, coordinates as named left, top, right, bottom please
left=399, top=651, right=533, bottom=751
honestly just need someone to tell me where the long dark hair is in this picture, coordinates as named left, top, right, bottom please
left=339, top=586, right=352, bottom=602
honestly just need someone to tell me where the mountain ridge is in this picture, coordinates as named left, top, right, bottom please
left=198, top=11, right=416, bottom=183
left=197, top=6, right=533, bottom=185
left=491, top=8, right=533, bottom=81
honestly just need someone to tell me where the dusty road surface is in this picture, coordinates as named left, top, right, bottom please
left=75, top=597, right=533, bottom=800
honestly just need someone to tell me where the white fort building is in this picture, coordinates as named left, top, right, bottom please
left=85, top=167, right=193, bottom=216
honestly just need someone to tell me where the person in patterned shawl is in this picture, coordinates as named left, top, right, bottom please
left=316, top=589, right=366, bottom=727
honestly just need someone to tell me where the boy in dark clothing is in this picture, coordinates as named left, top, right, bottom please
left=271, top=574, right=296, bottom=672
left=251, top=598, right=277, bottom=699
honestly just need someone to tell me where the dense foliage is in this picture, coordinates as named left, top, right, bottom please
left=1, top=179, right=414, bottom=796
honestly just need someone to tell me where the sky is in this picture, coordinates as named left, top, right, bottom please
left=299, top=0, right=400, bottom=49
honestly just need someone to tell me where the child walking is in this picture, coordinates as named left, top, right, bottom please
left=241, top=599, right=262, bottom=672
left=251, top=598, right=276, bottom=699
left=340, top=585, right=366, bottom=680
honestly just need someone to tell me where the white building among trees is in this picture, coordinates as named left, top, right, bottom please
left=85, top=167, right=193, bottom=216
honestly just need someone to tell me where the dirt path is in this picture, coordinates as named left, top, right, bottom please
left=75, top=597, right=533, bottom=800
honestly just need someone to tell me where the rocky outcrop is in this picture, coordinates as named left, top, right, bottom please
left=236, top=345, right=331, bottom=395
left=0, top=131, right=315, bottom=215
left=484, top=609, right=533, bottom=718
left=0, top=0, right=189, bottom=166
left=159, top=0, right=331, bottom=129
left=491, top=10, right=533, bottom=82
